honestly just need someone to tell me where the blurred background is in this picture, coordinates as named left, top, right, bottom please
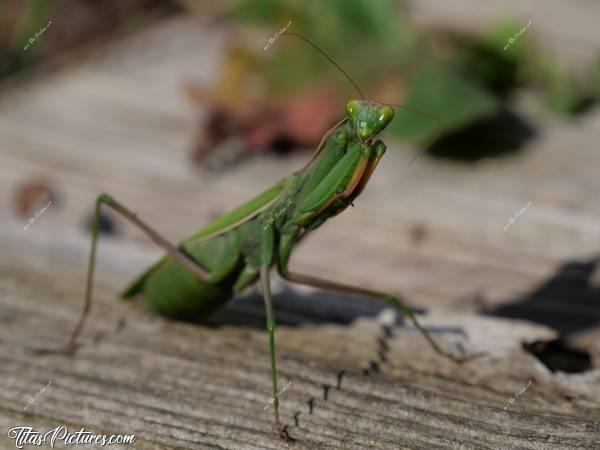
left=2, top=0, right=600, bottom=386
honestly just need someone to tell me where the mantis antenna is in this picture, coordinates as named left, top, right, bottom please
left=279, top=32, right=442, bottom=164
left=280, top=32, right=365, bottom=100
left=383, top=103, right=442, bottom=164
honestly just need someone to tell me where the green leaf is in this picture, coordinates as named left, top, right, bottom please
left=485, top=19, right=532, bottom=58
left=389, top=63, right=500, bottom=143
left=530, top=55, right=590, bottom=115
left=458, top=19, right=533, bottom=92
left=592, top=56, right=600, bottom=98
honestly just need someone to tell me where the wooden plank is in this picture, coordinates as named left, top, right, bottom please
left=1, top=4, right=599, bottom=447
left=411, top=0, right=600, bottom=68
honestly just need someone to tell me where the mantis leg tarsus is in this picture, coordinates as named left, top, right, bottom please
left=36, top=192, right=209, bottom=357
left=279, top=270, right=482, bottom=364
left=279, top=425, right=294, bottom=442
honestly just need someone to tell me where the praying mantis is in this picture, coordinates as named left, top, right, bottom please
left=47, top=33, right=472, bottom=440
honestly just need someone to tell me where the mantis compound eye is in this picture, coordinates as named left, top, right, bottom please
left=377, top=106, right=394, bottom=125
left=345, top=100, right=360, bottom=118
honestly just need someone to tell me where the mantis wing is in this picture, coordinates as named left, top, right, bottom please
left=121, top=178, right=288, bottom=298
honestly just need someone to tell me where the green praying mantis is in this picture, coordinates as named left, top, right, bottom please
left=46, top=33, right=474, bottom=440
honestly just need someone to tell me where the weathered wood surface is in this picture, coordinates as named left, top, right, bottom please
left=1, top=3, right=600, bottom=449
left=412, top=0, right=600, bottom=69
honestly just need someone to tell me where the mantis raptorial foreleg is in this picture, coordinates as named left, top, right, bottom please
left=44, top=193, right=210, bottom=355
left=279, top=270, right=475, bottom=364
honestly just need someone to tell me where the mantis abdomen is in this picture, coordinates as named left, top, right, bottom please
left=122, top=216, right=270, bottom=320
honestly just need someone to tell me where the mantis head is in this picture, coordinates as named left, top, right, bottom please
left=345, top=100, right=394, bottom=142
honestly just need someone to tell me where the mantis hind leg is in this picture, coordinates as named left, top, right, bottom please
left=38, top=193, right=209, bottom=355
left=278, top=269, right=477, bottom=364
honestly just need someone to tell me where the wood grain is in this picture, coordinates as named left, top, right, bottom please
left=1, top=4, right=599, bottom=449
